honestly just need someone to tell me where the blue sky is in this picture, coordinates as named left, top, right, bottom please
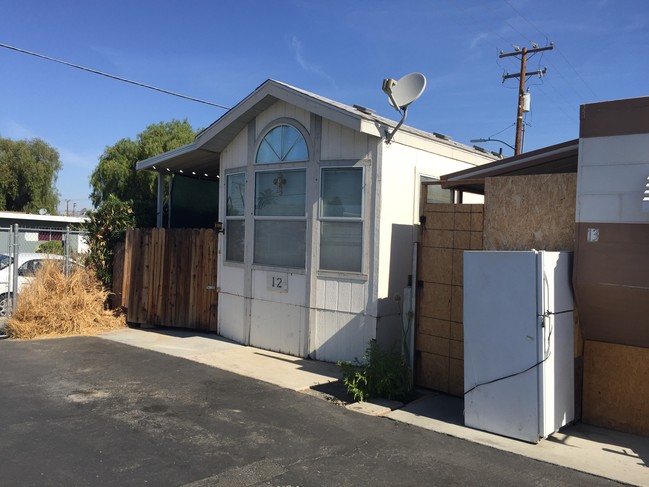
left=1, top=0, right=647, bottom=214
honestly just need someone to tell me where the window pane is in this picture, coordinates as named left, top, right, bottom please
left=425, top=183, right=452, bottom=204
left=321, top=168, right=362, bottom=218
left=226, top=173, right=246, bottom=216
left=256, top=125, right=307, bottom=164
left=255, top=170, right=306, bottom=216
left=282, top=126, right=308, bottom=161
left=254, top=220, right=306, bottom=268
left=225, top=219, right=245, bottom=262
left=320, top=221, right=362, bottom=272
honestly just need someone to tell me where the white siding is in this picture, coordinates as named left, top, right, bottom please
left=220, top=126, right=248, bottom=170
left=218, top=126, right=249, bottom=345
left=312, top=277, right=371, bottom=362
left=256, top=101, right=310, bottom=138
left=246, top=248, right=309, bottom=357
left=252, top=270, right=307, bottom=304
left=376, top=142, right=481, bottom=299
left=315, top=278, right=366, bottom=313
left=214, top=100, right=495, bottom=363
left=250, top=299, right=307, bottom=356
left=219, top=263, right=245, bottom=294
left=313, top=310, right=375, bottom=363
left=218, top=293, right=247, bottom=344
left=577, top=134, right=649, bottom=223
left=320, top=119, right=371, bottom=160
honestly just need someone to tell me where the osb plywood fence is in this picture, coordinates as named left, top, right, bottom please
left=583, top=340, right=649, bottom=436
left=484, top=173, right=577, bottom=251
left=415, top=202, right=483, bottom=396
left=114, top=228, right=218, bottom=331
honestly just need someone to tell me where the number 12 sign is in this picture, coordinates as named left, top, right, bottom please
left=267, top=272, right=288, bottom=293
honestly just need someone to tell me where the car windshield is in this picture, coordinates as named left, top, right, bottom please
left=0, top=254, right=10, bottom=270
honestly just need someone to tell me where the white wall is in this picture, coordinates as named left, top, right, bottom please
left=378, top=142, right=488, bottom=298
left=320, top=118, right=371, bottom=160
left=256, top=101, right=310, bottom=138
left=577, top=134, right=649, bottom=224
left=215, top=100, right=496, bottom=363
left=309, top=121, right=377, bottom=362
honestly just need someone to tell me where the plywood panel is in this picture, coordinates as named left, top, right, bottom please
left=583, top=340, right=649, bottom=436
left=415, top=352, right=449, bottom=391
left=415, top=202, right=483, bottom=395
left=449, top=358, right=464, bottom=397
left=484, top=174, right=577, bottom=251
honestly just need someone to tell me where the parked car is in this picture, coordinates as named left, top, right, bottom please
left=0, top=253, right=70, bottom=317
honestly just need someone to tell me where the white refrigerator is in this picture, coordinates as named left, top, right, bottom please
left=463, top=250, right=575, bottom=443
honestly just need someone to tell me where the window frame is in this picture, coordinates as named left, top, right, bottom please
left=255, top=123, right=308, bottom=165
left=252, top=167, right=308, bottom=269
left=318, top=165, right=365, bottom=274
left=224, top=171, right=246, bottom=264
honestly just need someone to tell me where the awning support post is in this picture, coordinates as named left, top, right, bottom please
left=156, top=173, right=164, bottom=228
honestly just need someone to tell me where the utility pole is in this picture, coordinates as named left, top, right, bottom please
left=500, top=43, right=553, bottom=155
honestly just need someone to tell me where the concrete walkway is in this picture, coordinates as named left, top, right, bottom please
left=101, top=328, right=648, bottom=487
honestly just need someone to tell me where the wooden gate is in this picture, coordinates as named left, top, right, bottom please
left=414, top=202, right=483, bottom=396
left=115, top=228, right=218, bottom=331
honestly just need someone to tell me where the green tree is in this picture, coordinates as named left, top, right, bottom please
left=89, top=119, right=196, bottom=227
left=0, top=138, right=61, bottom=213
left=83, top=195, right=136, bottom=289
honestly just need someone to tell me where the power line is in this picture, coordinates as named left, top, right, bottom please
left=500, top=43, right=554, bottom=155
left=0, top=42, right=231, bottom=110
left=500, top=0, right=599, bottom=99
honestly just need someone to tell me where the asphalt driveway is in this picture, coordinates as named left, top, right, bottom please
left=0, top=337, right=616, bottom=486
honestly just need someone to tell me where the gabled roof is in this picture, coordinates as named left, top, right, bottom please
left=439, top=139, right=579, bottom=194
left=136, top=79, right=498, bottom=176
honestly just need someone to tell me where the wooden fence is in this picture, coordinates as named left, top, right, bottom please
left=415, top=202, right=484, bottom=396
left=113, top=228, right=218, bottom=331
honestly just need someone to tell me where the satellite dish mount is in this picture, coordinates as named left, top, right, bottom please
left=381, top=72, right=426, bottom=144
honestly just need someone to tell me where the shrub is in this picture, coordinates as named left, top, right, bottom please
left=337, top=339, right=411, bottom=402
left=83, top=195, right=135, bottom=289
left=36, top=240, right=64, bottom=255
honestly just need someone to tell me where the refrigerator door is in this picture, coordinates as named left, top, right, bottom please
left=464, top=251, right=543, bottom=443
left=538, top=252, right=575, bottom=437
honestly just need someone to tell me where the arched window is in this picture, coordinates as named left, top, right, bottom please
left=256, top=124, right=308, bottom=164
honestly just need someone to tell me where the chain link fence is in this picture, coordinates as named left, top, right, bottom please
left=0, top=224, right=88, bottom=331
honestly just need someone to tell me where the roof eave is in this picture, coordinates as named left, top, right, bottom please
left=441, top=139, right=579, bottom=184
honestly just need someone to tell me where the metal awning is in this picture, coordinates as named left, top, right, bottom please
left=138, top=144, right=220, bottom=180
left=440, top=139, right=579, bottom=194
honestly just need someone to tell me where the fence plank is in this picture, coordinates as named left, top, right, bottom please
left=120, top=228, right=218, bottom=330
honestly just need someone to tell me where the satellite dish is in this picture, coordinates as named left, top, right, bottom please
left=38, top=208, right=47, bottom=215
left=384, top=72, right=427, bottom=110
left=381, top=72, right=427, bottom=144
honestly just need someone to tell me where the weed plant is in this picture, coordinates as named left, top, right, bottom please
left=337, top=339, right=411, bottom=402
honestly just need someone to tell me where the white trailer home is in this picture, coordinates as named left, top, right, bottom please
left=137, top=79, right=497, bottom=362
